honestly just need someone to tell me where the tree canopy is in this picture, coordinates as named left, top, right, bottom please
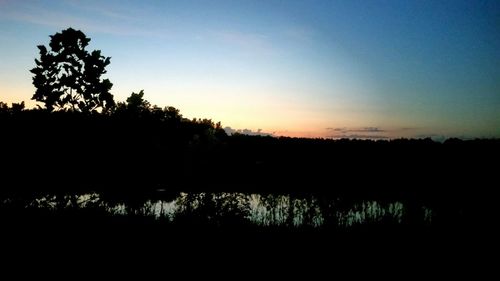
left=30, top=28, right=115, bottom=112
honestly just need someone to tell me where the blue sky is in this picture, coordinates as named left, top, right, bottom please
left=1, top=0, right=499, bottom=139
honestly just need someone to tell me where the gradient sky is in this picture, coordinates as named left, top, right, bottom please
left=1, top=0, right=499, bottom=139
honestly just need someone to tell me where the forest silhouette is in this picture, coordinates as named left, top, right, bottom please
left=1, top=28, right=498, bottom=252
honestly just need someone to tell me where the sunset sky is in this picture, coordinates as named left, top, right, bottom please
left=1, top=0, right=499, bottom=139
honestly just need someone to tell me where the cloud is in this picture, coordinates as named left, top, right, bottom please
left=326, top=127, right=386, bottom=134
left=1, top=1, right=163, bottom=37
left=325, top=127, right=344, bottom=132
left=210, top=30, right=273, bottom=54
left=327, top=134, right=389, bottom=140
left=326, top=126, right=389, bottom=140
left=64, top=0, right=135, bottom=21
left=224, top=127, right=274, bottom=136
left=325, top=127, right=454, bottom=140
left=360, top=127, right=385, bottom=133
left=400, top=127, right=418, bottom=131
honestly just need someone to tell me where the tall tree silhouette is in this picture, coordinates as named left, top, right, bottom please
left=30, top=28, right=115, bottom=112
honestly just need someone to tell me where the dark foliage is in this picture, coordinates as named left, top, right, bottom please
left=30, top=28, right=114, bottom=112
left=1, top=99, right=498, bottom=231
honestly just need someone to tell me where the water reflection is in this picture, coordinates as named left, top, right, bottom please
left=0, top=191, right=435, bottom=227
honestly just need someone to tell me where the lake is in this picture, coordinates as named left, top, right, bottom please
left=1, top=190, right=435, bottom=228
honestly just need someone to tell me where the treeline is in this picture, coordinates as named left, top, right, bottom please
left=1, top=96, right=498, bottom=197
left=1, top=96, right=499, bottom=235
left=0, top=92, right=226, bottom=191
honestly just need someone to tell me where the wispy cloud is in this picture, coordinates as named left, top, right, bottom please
left=1, top=1, right=162, bottom=37
left=210, top=30, right=273, bottom=54
left=224, top=127, right=274, bottom=136
left=400, top=127, right=418, bottom=131
left=326, top=126, right=389, bottom=140
left=327, top=134, right=389, bottom=140
left=63, top=0, right=135, bottom=21
left=327, top=127, right=386, bottom=133
left=325, top=126, right=451, bottom=140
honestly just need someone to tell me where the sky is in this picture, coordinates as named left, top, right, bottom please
left=0, top=0, right=499, bottom=139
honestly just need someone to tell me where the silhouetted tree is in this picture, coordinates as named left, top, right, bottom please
left=0, top=101, right=25, bottom=115
left=0, top=102, right=9, bottom=114
left=30, top=28, right=115, bottom=112
left=114, top=90, right=157, bottom=119
left=162, top=106, right=182, bottom=122
left=125, top=90, right=150, bottom=114
left=11, top=101, right=25, bottom=113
